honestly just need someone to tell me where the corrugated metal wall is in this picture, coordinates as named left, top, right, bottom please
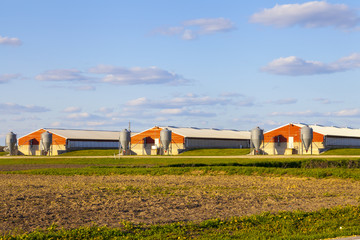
left=186, top=138, right=250, bottom=149
left=325, top=137, right=360, bottom=147
left=67, top=140, right=119, bottom=149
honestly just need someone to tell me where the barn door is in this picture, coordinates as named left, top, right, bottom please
left=288, top=137, right=294, bottom=148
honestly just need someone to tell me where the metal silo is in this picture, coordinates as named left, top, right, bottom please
left=301, top=126, right=313, bottom=153
left=6, top=132, right=17, bottom=155
left=120, top=129, right=131, bottom=154
left=160, top=128, right=172, bottom=154
left=251, top=127, right=263, bottom=154
left=41, top=131, right=53, bottom=155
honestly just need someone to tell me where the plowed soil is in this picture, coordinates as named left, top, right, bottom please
left=1, top=174, right=360, bottom=233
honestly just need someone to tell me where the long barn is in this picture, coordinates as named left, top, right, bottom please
left=263, top=123, right=360, bottom=155
left=18, top=128, right=121, bottom=155
left=130, top=126, right=250, bottom=155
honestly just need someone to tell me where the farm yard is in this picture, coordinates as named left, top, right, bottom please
left=2, top=150, right=360, bottom=239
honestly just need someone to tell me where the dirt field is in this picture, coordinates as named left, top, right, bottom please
left=1, top=174, right=360, bottom=233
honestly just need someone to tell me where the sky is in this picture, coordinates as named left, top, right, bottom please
left=1, top=0, right=360, bottom=143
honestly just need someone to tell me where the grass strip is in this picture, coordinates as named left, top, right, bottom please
left=322, top=148, right=360, bottom=155
left=2, top=157, right=360, bottom=168
left=58, top=149, right=120, bottom=156
left=179, top=148, right=250, bottom=156
left=2, top=205, right=360, bottom=239
left=4, top=165, right=360, bottom=180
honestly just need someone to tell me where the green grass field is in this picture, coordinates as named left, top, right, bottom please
left=58, top=149, right=120, bottom=156
left=180, top=148, right=250, bottom=156
left=322, top=148, right=360, bottom=155
left=2, top=205, right=360, bottom=240
left=2, top=153, right=360, bottom=239
left=0, top=152, right=8, bottom=156
left=2, top=157, right=360, bottom=179
left=59, top=148, right=251, bottom=156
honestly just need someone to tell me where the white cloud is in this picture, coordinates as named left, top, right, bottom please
left=332, top=108, right=360, bottom=117
left=154, top=17, right=236, bottom=40
left=250, top=1, right=359, bottom=29
left=0, top=103, right=50, bottom=114
left=89, top=65, right=189, bottom=85
left=313, top=98, right=342, bottom=104
left=86, top=121, right=106, bottom=127
left=63, top=106, right=82, bottom=113
left=36, top=69, right=89, bottom=81
left=126, top=94, right=230, bottom=108
left=220, top=92, right=244, bottom=97
left=262, top=53, right=360, bottom=76
left=0, top=74, right=21, bottom=84
left=75, top=85, right=96, bottom=91
left=11, top=116, right=41, bottom=121
left=160, top=108, right=216, bottom=117
left=0, top=35, right=22, bottom=46
left=65, top=112, right=106, bottom=122
left=66, top=112, right=92, bottom=120
left=266, top=98, right=298, bottom=105
left=270, top=110, right=322, bottom=117
left=183, top=18, right=236, bottom=34
left=269, top=108, right=360, bottom=118
left=51, top=122, right=61, bottom=127
left=97, top=107, right=114, bottom=114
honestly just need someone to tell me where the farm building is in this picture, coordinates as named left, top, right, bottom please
left=262, top=123, right=360, bottom=155
left=130, top=126, right=250, bottom=155
left=18, top=128, right=122, bottom=155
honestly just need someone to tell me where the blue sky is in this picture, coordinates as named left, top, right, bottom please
left=1, top=0, right=360, bottom=143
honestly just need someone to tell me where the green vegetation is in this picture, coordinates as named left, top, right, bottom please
left=61, top=148, right=251, bottom=157
left=322, top=148, right=360, bottom=155
left=2, top=156, right=360, bottom=167
left=3, top=205, right=360, bottom=240
left=180, top=148, right=250, bottom=156
left=3, top=157, right=360, bottom=180
left=5, top=165, right=360, bottom=180
left=58, top=149, right=119, bottom=156
left=0, top=152, right=8, bottom=156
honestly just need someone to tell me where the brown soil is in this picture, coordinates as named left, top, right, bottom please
left=1, top=174, right=360, bottom=233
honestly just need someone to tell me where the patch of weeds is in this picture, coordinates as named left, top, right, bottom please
left=323, top=192, right=337, bottom=197
left=124, top=185, right=142, bottom=194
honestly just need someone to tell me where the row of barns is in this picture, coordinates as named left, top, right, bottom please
left=7, top=123, right=360, bottom=156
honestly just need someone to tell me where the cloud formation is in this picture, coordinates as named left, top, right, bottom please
left=89, top=65, right=189, bottom=85
left=332, top=108, right=360, bottom=117
left=62, top=106, right=82, bottom=113
left=36, top=69, right=89, bottom=81
left=159, top=108, right=216, bottom=117
left=0, top=74, right=21, bottom=84
left=126, top=94, right=231, bottom=108
left=270, top=108, right=360, bottom=118
left=154, top=18, right=236, bottom=40
left=0, top=35, right=22, bottom=46
left=270, top=110, right=321, bottom=117
left=313, top=98, right=342, bottom=105
left=266, top=98, right=298, bottom=105
left=0, top=103, right=50, bottom=114
left=250, top=1, right=359, bottom=29
left=262, top=53, right=360, bottom=76
left=66, top=112, right=103, bottom=120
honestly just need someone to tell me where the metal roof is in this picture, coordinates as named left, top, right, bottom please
left=266, top=123, right=360, bottom=138
left=44, top=128, right=122, bottom=140
left=297, top=124, right=360, bottom=138
left=160, top=126, right=251, bottom=140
